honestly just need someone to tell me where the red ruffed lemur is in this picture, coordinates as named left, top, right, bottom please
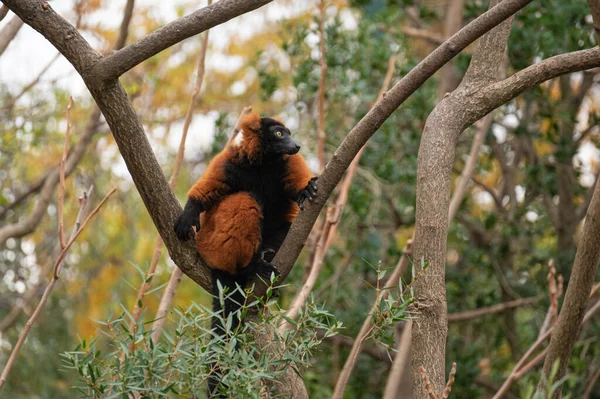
left=174, top=112, right=317, bottom=335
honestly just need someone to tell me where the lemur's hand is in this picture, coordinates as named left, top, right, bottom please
left=297, top=177, right=318, bottom=210
left=174, top=199, right=203, bottom=240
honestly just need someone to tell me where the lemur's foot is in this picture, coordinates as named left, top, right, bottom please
left=256, top=258, right=280, bottom=281
left=297, top=177, right=318, bottom=210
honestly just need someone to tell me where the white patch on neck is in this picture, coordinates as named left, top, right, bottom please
left=232, top=131, right=245, bottom=147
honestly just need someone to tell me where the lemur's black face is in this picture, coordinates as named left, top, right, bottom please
left=261, top=118, right=300, bottom=156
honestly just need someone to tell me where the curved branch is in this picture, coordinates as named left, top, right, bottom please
left=465, top=46, right=600, bottom=127
left=88, top=0, right=272, bottom=82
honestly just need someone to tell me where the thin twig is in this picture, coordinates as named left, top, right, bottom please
left=583, top=366, right=600, bottom=398
left=420, top=366, right=439, bottom=399
left=447, top=296, right=542, bottom=322
left=442, top=362, right=457, bottom=399
left=448, top=113, right=492, bottom=223
left=58, top=97, right=73, bottom=249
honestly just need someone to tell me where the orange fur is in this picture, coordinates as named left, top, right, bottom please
left=195, top=193, right=262, bottom=274
left=187, top=151, right=231, bottom=205
left=231, top=112, right=262, bottom=163
left=283, top=153, right=313, bottom=194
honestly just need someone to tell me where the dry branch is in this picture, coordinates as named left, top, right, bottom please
left=382, top=321, right=413, bottom=399
left=447, top=114, right=492, bottom=223
left=0, top=14, right=23, bottom=57
left=447, top=296, right=542, bottom=322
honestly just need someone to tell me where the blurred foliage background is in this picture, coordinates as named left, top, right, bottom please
left=1, top=0, right=599, bottom=397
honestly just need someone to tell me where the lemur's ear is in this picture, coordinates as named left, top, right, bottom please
left=240, top=112, right=261, bottom=133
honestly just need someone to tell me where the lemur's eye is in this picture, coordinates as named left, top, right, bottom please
left=275, top=131, right=282, bottom=137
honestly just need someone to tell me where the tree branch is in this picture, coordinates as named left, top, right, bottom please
left=447, top=296, right=542, bottom=322
left=0, top=14, right=23, bottom=57
left=88, top=0, right=272, bottom=83
left=464, top=46, right=600, bottom=127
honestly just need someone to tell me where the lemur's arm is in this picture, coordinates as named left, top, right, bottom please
left=175, top=151, right=233, bottom=240
left=283, top=154, right=318, bottom=210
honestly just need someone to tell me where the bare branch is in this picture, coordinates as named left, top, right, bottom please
left=420, top=367, right=439, bottom=399
left=401, top=26, right=444, bottom=45
left=0, top=14, right=23, bottom=57
left=88, top=0, right=272, bottom=82
left=382, top=321, right=413, bottom=399
left=576, top=169, right=600, bottom=220
left=442, top=362, right=457, bottom=399
left=583, top=366, right=600, bottom=399
left=1, top=52, right=61, bottom=112
left=0, top=107, right=102, bottom=247
left=447, top=296, right=542, bottom=322
left=465, top=46, right=600, bottom=127
left=113, top=0, right=135, bottom=51
left=492, top=283, right=600, bottom=398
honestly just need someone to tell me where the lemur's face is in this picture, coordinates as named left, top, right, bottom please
left=260, top=118, right=301, bottom=156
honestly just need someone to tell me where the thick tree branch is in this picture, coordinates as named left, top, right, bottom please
left=88, top=0, right=272, bottom=82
